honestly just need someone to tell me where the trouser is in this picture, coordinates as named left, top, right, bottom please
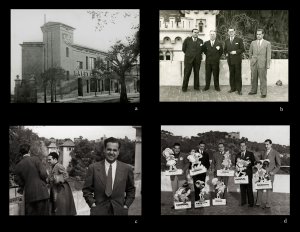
left=256, top=189, right=272, bottom=206
left=251, top=65, right=267, bottom=95
left=229, top=62, right=242, bottom=92
left=205, top=63, right=220, bottom=89
left=170, top=175, right=186, bottom=197
left=192, top=173, right=206, bottom=201
left=240, top=178, right=254, bottom=205
left=25, top=199, right=50, bottom=215
left=182, top=60, right=201, bottom=90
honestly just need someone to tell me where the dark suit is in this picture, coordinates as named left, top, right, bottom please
left=224, top=37, right=245, bottom=92
left=14, top=156, right=50, bottom=215
left=235, top=150, right=255, bottom=206
left=190, top=150, right=210, bottom=201
left=182, top=37, right=204, bottom=91
left=212, top=151, right=232, bottom=198
left=170, top=152, right=189, bottom=196
left=82, top=160, right=135, bottom=215
left=203, top=40, right=223, bottom=90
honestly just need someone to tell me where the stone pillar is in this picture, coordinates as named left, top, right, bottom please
left=133, top=126, right=141, bottom=175
left=14, top=75, right=21, bottom=102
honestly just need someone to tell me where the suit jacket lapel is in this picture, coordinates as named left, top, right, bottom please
left=113, top=161, right=123, bottom=192
left=96, top=160, right=106, bottom=187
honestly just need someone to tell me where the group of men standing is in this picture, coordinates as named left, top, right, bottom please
left=168, top=139, right=281, bottom=209
left=182, top=28, right=271, bottom=98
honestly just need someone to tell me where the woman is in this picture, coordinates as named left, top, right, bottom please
left=47, top=152, right=77, bottom=215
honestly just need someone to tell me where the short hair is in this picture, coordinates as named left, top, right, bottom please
left=19, top=143, right=30, bottom=155
left=173, top=142, right=181, bottom=147
left=199, top=141, right=206, bottom=145
left=257, top=29, right=264, bottom=34
left=48, top=152, right=59, bottom=160
left=240, top=141, right=247, bottom=145
left=192, top=28, right=199, bottom=33
left=254, top=160, right=262, bottom=166
left=218, top=142, right=224, bottom=146
left=228, top=28, right=235, bottom=31
left=209, top=30, right=216, bottom=34
left=264, top=139, right=272, bottom=144
left=104, top=137, right=121, bottom=149
left=262, top=160, right=270, bottom=168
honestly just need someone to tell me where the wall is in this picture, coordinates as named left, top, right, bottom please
left=21, top=44, right=44, bottom=79
left=160, top=59, right=288, bottom=86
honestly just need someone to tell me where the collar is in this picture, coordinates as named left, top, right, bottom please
left=105, top=159, right=117, bottom=166
left=23, top=154, right=30, bottom=157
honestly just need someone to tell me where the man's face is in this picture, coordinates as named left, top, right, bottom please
left=228, top=29, right=235, bottom=37
left=256, top=31, right=264, bottom=40
left=174, top=145, right=180, bottom=155
left=47, top=156, right=56, bottom=165
left=264, top=142, right=272, bottom=150
left=192, top=29, right=199, bottom=38
left=210, top=32, right=216, bottom=41
left=240, top=143, right=247, bottom=152
left=218, top=144, right=224, bottom=152
left=199, top=144, right=205, bottom=151
left=105, top=142, right=120, bottom=163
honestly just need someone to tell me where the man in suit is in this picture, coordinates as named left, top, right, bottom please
left=82, top=137, right=135, bottom=215
left=256, top=139, right=281, bottom=208
left=203, top=30, right=223, bottom=91
left=182, top=28, right=204, bottom=92
left=14, top=143, right=50, bottom=215
left=235, top=141, right=255, bottom=207
left=212, top=142, right=230, bottom=198
left=224, top=28, right=245, bottom=95
left=191, top=141, right=210, bottom=202
left=248, top=29, right=271, bottom=98
left=170, top=142, right=189, bottom=209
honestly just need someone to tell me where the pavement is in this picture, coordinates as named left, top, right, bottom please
left=161, top=171, right=290, bottom=215
left=160, top=85, right=288, bottom=102
left=37, top=92, right=140, bottom=103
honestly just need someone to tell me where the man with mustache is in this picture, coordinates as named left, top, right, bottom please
left=82, top=137, right=135, bottom=215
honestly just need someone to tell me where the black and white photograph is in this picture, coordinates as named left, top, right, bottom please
left=9, top=126, right=141, bottom=215
left=159, top=10, right=288, bottom=102
left=11, top=9, right=140, bottom=103
left=161, top=125, right=290, bottom=215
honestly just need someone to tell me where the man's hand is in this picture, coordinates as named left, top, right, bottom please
left=124, top=205, right=128, bottom=209
left=230, top=51, right=237, bottom=55
left=91, top=203, right=96, bottom=208
left=269, top=171, right=274, bottom=176
left=267, top=65, right=270, bottom=69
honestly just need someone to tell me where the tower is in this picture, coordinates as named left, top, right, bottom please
left=41, top=22, right=75, bottom=73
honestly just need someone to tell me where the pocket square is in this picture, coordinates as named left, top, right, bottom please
left=235, top=43, right=239, bottom=44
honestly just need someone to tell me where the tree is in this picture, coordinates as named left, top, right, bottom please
left=40, top=67, right=66, bottom=103
left=88, top=10, right=140, bottom=103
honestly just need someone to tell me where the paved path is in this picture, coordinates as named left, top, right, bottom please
left=160, top=85, right=288, bottom=102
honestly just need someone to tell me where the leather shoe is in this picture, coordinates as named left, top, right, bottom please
left=228, top=89, right=236, bottom=93
left=237, top=91, right=242, bottom=95
left=182, top=89, right=187, bottom=92
left=248, top=92, right=257, bottom=95
left=171, top=206, right=175, bottom=209
left=261, top=95, right=266, bottom=98
left=203, top=87, right=209, bottom=91
left=248, top=204, right=254, bottom=207
left=215, top=88, right=221, bottom=91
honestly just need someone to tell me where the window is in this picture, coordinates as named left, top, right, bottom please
left=89, top=57, right=95, bottom=70
left=66, top=71, right=69, bottom=80
left=166, top=51, right=171, bottom=60
left=199, top=22, right=203, bottom=33
left=66, top=47, right=68, bottom=57
left=159, top=51, right=164, bottom=60
left=76, top=61, right=83, bottom=69
left=86, top=56, right=88, bottom=69
left=107, top=60, right=110, bottom=70
left=183, top=21, right=184, bottom=28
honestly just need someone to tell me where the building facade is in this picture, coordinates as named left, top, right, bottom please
left=159, top=10, right=219, bottom=61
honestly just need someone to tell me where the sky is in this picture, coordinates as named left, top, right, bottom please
left=25, top=126, right=138, bottom=141
left=161, top=125, right=290, bottom=146
left=10, top=9, right=139, bottom=93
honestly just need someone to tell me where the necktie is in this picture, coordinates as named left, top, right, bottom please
left=105, top=164, right=112, bottom=196
left=193, top=38, right=196, bottom=42
left=242, top=152, right=245, bottom=158
left=211, top=41, right=214, bottom=46
left=258, top=40, right=261, bottom=48
left=230, top=37, right=233, bottom=43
